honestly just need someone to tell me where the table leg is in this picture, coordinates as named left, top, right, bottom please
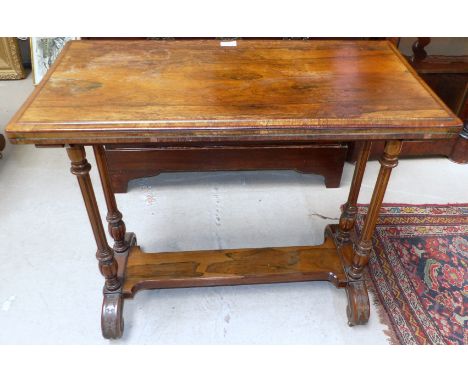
left=337, top=141, right=372, bottom=244
left=93, top=145, right=136, bottom=252
left=67, top=145, right=125, bottom=339
left=346, top=140, right=402, bottom=326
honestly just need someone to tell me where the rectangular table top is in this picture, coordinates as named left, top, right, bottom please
left=6, top=39, right=462, bottom=145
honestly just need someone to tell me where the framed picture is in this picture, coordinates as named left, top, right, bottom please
left=30, top=37, right=80, bottom=85
left=0, top=37, right=25, bottom=80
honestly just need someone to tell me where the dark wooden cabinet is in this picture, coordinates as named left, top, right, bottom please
left=411, top=39, right=468, bottom=163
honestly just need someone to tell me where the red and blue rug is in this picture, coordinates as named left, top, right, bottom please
left=355, top=204, right=467, bottom=345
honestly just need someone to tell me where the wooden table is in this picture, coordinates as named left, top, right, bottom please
left=6, top=40, right=462, bottom=339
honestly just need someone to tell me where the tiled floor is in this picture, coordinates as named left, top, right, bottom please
left=1, top=73, right=467, bottom=344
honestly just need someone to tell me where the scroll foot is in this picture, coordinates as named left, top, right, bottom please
left=346, top=281, right=370, bottom=326
left=101, top=292, right=124, bottom=339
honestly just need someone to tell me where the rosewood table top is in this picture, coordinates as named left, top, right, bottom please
left=6, top=40, right=462, bottom=145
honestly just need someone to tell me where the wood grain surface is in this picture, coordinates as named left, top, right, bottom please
left=122, top=235, right=347, bottom=297
left=6, top=40, right=461, bottom=145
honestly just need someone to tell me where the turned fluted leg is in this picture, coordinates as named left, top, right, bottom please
left=337, top=141, right=372, bottom=244
left=346, top=140, right=403, bottom=326
left=93, top=145, right=136, bottom=253
left=350, top=140, right=402, bottom=279
left=67, top=145, right=124, bottom=339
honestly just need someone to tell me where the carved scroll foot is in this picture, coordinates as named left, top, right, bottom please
left=101, top=292, right=124, bottom=339
left=100, top=232, right=136, bottom=340
left=345, top=281, right=370, bottom=326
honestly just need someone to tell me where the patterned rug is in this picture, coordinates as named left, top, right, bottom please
left=355, top=204, right=468, bottom=345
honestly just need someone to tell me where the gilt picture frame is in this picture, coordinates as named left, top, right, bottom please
left=0, top=37, right=25, bottom=80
